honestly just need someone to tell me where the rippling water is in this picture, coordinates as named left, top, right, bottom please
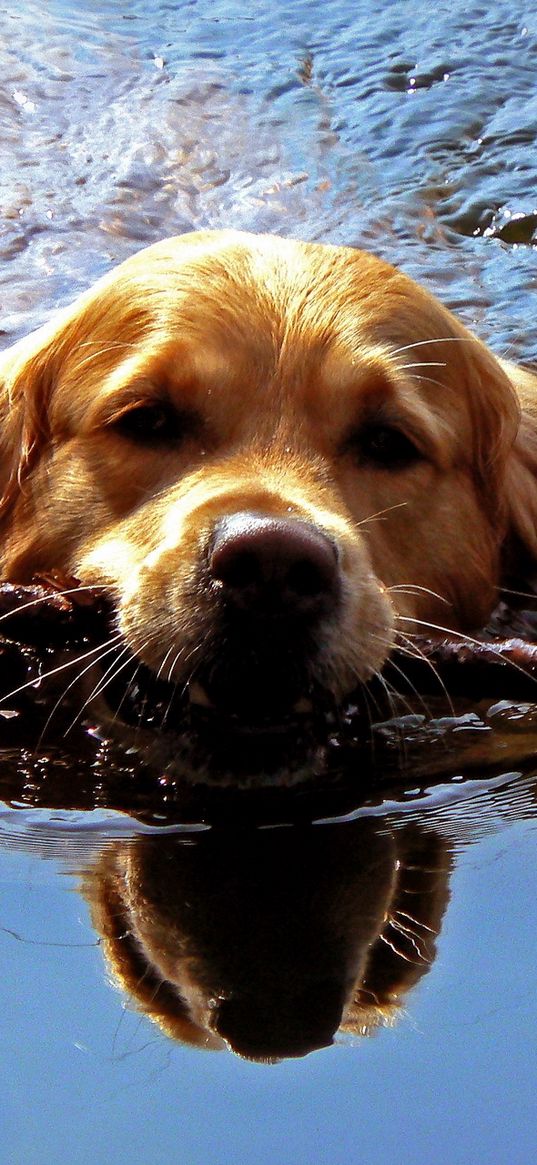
left=2, top=0, right=537, bottom=356
left=1, top=2, right=537, bottom=1163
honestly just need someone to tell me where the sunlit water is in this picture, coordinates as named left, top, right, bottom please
left=1, top=2, right=537, bottom=1163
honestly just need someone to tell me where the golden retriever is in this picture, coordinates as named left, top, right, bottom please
left=0, top=230, right=536, bottom=742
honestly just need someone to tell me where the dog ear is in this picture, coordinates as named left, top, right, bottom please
left=0, top=246, right=175, bottom=526
left=433, top=320, right=537, bottom=573
left=0, top=320, right=62, bottom=522
left=499, top=360, right=537, bottom=567
left=409, top=300, right=537, bottom=581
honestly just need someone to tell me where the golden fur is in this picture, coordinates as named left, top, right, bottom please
left=0, top=230, right=536, bottom=717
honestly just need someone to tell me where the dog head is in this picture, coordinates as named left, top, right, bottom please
left=0, top=231, right=535, bottom=732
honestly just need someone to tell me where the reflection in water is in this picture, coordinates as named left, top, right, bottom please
left=72, top=763, right=537, bottom=1061
left=84, top=818, right=450, bottom=1060
left=1, top=723, right=536, bottom=1064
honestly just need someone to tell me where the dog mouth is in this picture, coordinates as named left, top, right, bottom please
left=108, top=665, right=328, bottom=729
left=0, top=576, right=371, bottom=782
left=99, top=627, right=345, bottom=781
left=103, top=632, right=334, bottom=734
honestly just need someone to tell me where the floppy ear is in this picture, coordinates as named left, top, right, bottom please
left=0, top=320, right=61, bottom=523
left=0, top=248, right=175, bottom=528
left=424, top=302, right=537, bottom=575
left=499, top=359, right=537, bottom=567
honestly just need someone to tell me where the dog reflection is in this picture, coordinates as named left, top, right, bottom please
left=84, top=819, right=450, bottom=1061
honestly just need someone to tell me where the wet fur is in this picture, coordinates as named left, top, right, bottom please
left=0, top=230, right=536, bottom=713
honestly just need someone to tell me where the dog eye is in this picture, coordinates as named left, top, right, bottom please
left=110, top=403, right=194, bottom=444
left=349, top=424, right=423, bottom=468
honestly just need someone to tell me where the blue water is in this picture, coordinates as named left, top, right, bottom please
left=2, top=0, right=537, bottom=357
left=1, top=780, right=537, bottom=1165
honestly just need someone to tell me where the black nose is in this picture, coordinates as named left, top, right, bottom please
left=209, top=512, right=339, bottom=618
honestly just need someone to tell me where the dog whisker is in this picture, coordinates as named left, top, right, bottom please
left=405, top=373, right=451, bottom=391
left=370, top=668, right=411, bottom=724
left=0, top=635, right=122, bottom=707
left=158, top=680, right=182, bottom=731
left=390, top=336, right=472, bottom=357
left=64, top=643, right=136, bottom=736
left=357, top=682, right=380, bottom=758
left=36, top=636, right=125, bottom=744
left=357, top=502, right=408, bottom=529
left=397, top=361, right=448, bottom=370
left=155, top=644, right=177, bottom=683
left=498, top=584, right=537, bottom=602
left=397, top=616, right=537, bottom=690
left=390, top=634, right=455, bottom=718
left=387, top=584, right=450, bottom=605
left=109, top=662, right=149, bottom=731
left=397, top=616, right=475, bottom=638
left=354, top=627, right=416, bottom=721
left=381, top=654, right=437, bottom=720
left=0, top=584, right=105, bottom=627
left=82, top=645, right=154, bottom=735
left=169, top=647, right=194, bottom=688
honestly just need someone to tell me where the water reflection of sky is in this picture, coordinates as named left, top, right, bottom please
left=1, top=791, right=536, bottom=1164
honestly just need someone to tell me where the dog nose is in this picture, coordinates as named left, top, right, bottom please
left=210, top=512, right=339, bottom=616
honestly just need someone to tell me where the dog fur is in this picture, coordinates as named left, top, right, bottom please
left=0, top=230, right=536, bottom=722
